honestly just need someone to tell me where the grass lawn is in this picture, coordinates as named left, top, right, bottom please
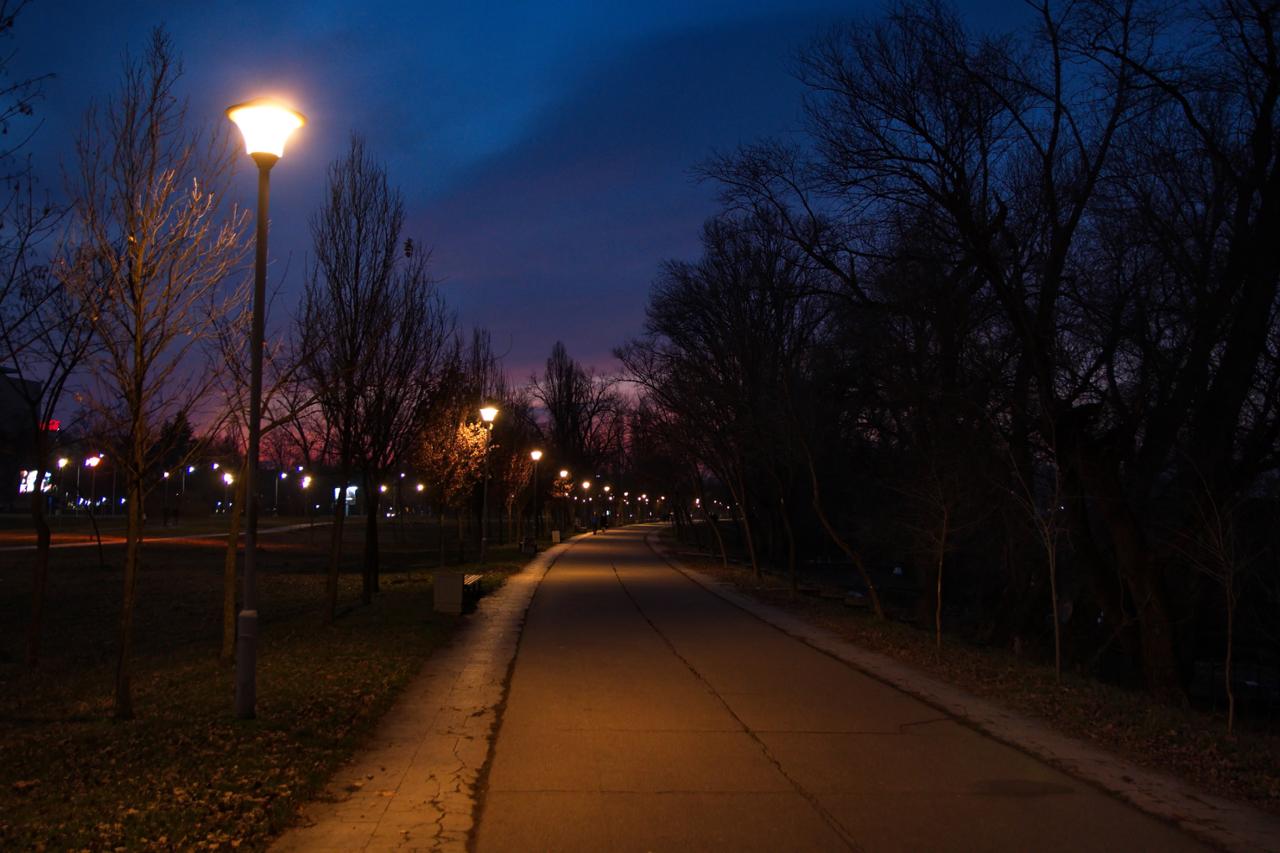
left=664, top=535, right=1280, bottom=816
left=0, top=518, right=527, bottom=850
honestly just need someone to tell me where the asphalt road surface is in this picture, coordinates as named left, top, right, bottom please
left=473, top=527, right=1204, bottom=852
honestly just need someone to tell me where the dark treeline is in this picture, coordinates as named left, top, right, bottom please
left=619, top=0, right=1280, bottom=718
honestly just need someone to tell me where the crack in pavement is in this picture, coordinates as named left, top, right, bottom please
left=608, top=561, right=864, bottom=853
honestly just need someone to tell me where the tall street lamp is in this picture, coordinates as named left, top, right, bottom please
left=558, top=469, right=570, bottom=536
left=56, top=457, right=68, bottom=511
left=479, top=404, right=498, bottom=562
left=227, top=96, right=305, bottom=719
left=529, top=449, right=542, bottom=541
left=85, top=455, right=102, bottom=510
left=275, top=470, right=288, bottom=515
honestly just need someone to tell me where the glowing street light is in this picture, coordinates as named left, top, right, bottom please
left=274, top=470, right=288, bottom=514
left=85, top=455, right=102, bottom=509
left=479, top=403, right=498, bottom=562
left=227, top=96, right=306, bottom=720
left=530, top=449, right=543, bottom=540
left=55, top=457, right=70, bottom=507
left=221, top=470, right=235, bottom=514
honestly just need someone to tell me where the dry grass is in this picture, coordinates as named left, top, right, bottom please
left=0, top=520, right=525, bottom=850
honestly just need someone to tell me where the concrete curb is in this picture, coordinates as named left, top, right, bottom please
left=271, top=536, right=586, bottom=853
left=649, top=532, right=1280, bottom=853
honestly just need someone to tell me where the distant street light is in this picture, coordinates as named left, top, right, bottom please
left=85, top=455, right=102, bottom=510
left=56, top=457, right=69, bottom=509
left=479, top=403, right=498, bottom=561
left=301, top=474, right=313, bottom=527
left=275, top=470, right=288, bottom=515
left=227, top=96, right=305, bottom=720
left=530, top=449, right=543, bottom=540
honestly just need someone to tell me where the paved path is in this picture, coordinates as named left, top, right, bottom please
left=474, top=527, right=1205, bottom=852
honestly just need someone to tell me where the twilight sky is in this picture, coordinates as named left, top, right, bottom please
left=11, top=0, right=1023, bottom=380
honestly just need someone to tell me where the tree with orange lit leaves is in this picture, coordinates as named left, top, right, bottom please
left=418, top=416, right=486, bottom=565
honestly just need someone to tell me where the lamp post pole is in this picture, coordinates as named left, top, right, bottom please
left=480, top=423, right=493, bottom=562
left=227, top=97, right=304, bottom=720
left=530, top=450, right=542, bottom=542
left=478, top=405, right=498, bottom=562
left=234, top=150, right=274, bottom=718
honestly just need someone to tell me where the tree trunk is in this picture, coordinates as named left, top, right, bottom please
left=220, top=473, right=247, bottom=661
left=779, top=495, right=798, bottom=593
left=1225, top=593, right=1235, bottom=736
left=26, top=465, right=52, bottom=667
left=935, top=506, right=949, bottom=653
left=1048, top=539, right=1061, bottom=683
left=730, top=464, right=760, bottom=579
left=456, top=509, right=465, bottom=564
left=801, top=444, right=884, bottom=619
left=325, top=471, right=349, bottom=624
left=1065, top=427, right=1184, bottom=701
left=1110, top=512, right=1185, bottom=702
left=113, top=478, right=144, bottom=720
left=363, top=475, right=380, bottom=604
left=437, top=507, right=446, bottom=568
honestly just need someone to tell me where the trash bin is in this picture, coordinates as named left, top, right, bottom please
left=551, top=530, right=561, bottom=544
left=434, top=571, right=463, bottom=615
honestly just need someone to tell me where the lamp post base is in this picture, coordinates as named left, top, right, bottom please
left=234, top=609, right=258, bottom=719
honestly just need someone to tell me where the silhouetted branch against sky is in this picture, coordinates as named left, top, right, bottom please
left=10, top=1, right=1029, bottom=379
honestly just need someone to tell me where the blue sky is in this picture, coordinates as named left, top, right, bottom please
left=11, top=0, right=1024, bottom=379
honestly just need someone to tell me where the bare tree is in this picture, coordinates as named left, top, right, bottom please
left=354, top=243, right=454, bottom=601
left=532, top=341, right=625, bottom=476
left=304, top=135, right=454, bottom=616
left=1005, top=439, right=1067, bottom=681
left=1175, top=470, right=1252, bottom=735
left=66, top=29, right=249, bottom=718
left=0, top=0, right=86, bottom=668
left=210, top=287, right=314, bottom=660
